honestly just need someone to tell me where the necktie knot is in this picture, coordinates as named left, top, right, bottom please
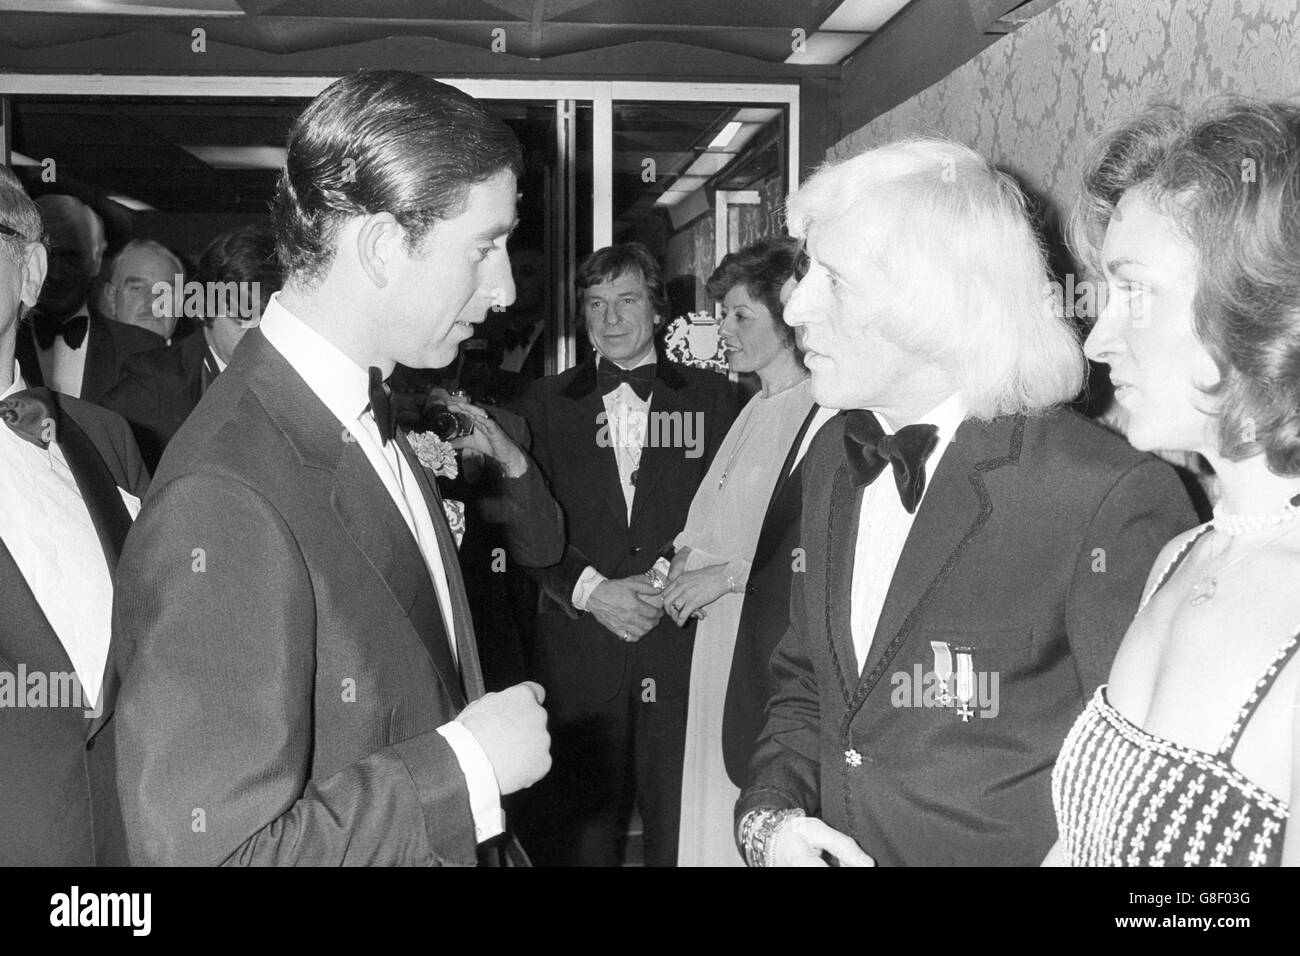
left=597, top=358, right=655, bottom=401
left=0, top=388, right=57, bottom=449
left=843, top=409, right=939, bottom=514
left=367, top=366, right=396, bottom=445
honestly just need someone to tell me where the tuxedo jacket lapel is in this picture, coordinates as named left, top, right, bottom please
left=824, top=462, right=864, bottom=706
left=0, top=538, right=75, bottom=678
left=80, top=318, right=117, bottom=401
left=629, top=372, right=687, bottom=528
left=50, top=392, right=133, bottom=574
left=850, top=416, right=1026, bottom=719
left=561, top=360, right=626, bottom=532
left=751, top=405, right=826, bottom=572
left=395, top=430, right=486, bottom=701
left=242, top=331, right=466, bottom=711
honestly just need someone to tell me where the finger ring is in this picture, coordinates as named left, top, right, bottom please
left=622, top=632, right=631, bottom=642
left=672, top=600, right=683, bottom=612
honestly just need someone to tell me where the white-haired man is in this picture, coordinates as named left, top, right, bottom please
left=734, top=139, right=1198, bottom=867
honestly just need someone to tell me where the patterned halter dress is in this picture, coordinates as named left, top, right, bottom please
left=1052, top=525, right=1295, bottom=866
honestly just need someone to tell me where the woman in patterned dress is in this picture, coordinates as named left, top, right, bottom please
left=1046, top=100, right=1300, bottom=866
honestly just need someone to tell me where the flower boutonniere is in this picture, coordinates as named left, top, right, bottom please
left=407, top=429, right=466, bottom=548
left=407, top=429, right=459, bottom=479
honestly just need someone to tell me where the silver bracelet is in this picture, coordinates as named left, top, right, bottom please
left=738, top=807, right=806, bottom=867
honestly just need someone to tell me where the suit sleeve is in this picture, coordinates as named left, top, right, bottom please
left=469, top=409, right=565, bottom=568
left=734, top=534, right=823, bottom=823
left=1065, top=457, right=1198, bottom=694
left=113, top=472, right=478, bottom=866
left=517, top=383, right=590, bottom=614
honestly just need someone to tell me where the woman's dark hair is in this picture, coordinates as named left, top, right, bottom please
left=1071, top=99, right=1300, bottom=475
left=196, top=222, right=282, bottom=326
left=576, top=242, right=669, bottom=323
left=706, top=236, right=801, bottom=352
left=271, top=70, right=523, bottom=287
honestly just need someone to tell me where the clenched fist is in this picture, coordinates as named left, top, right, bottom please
left=458, top=681, right=552, bottom=795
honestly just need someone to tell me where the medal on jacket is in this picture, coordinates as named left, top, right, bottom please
left=954, top=647, right=975, bottom=722
left=930, top=640, right=953, bottom=707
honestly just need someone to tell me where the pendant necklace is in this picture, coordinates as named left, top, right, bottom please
left=716, top=373, right=808, bottom=491
left=1187, top=492, right=1300, bottom=607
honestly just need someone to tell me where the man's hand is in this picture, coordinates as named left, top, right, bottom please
left=771, top=817, right=875, bottom=867
left=457, top=682, right=551, bottom=795
left=587, top=576, right=663, bottom=642
left=442, top=396, right=529, bottom=478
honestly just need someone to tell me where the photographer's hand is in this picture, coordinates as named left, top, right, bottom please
left=446, top=399, right=529, bottom=478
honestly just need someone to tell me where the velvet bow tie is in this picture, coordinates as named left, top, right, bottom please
left=842, top=409, right=940, bottom=514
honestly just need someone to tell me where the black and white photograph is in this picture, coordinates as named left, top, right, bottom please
left=0, top=0, right=1295, bottom=936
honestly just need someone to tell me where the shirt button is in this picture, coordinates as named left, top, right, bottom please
left=629, top=546, right=641, bottom=556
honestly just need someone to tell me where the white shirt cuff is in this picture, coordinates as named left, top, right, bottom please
left=437, top=721, right=505, bottom=844
left=571, top=565, right=607, bottom=611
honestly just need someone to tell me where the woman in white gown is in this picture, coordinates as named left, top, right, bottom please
left=663, top=237, right=813, bottom=866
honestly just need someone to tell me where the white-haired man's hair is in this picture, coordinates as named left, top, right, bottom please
left=786, top=138, right=1085, bottom=419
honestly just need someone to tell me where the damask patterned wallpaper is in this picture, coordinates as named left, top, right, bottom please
left=835, top=0, right=1300, bottom=222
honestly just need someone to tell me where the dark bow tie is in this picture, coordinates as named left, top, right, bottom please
left=597, top=358, right=655, bottom=401
left=842, top=409, right=940, bottom=514
left=0, top=388, right=56, bottom=449
left=367, top=366, right=397, bottom=446
left=33, top=314, right=89, bottom=351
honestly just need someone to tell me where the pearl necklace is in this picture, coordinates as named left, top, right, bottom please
left=1211, top=492, right=1300, bottom=536
left=1187, top=493, right=1300, bottom=606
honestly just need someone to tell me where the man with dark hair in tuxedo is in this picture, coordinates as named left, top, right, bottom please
left=0, top=167, right=149, bottom=865
left=102, top=223, right=282, bottom=471
left=15, top=194, right=161, bottom=402
left=517, top=242, right=737, bottom=866
left=109, top=69, right=551, bottom=865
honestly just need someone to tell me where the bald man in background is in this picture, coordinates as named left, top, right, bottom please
left=15, top=195, right=163, bottom=402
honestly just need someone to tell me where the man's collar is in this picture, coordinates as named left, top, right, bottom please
left=876, top=392, right=966, bottom=445
left=2, top=361, right=27, bottom=400
left=257, top=291, right=372, bottom=424
left=593, top=346, right=656, bottom=371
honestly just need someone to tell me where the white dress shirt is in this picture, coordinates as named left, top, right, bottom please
left=850, top=393, right=967, bottom=673
left=257, top=293, right=503, bottom=842
left=0, top=364, right=141, bottom=706
left=35, top=305, right=91, bottom=398
left=572, top=349, right=657, bottom=611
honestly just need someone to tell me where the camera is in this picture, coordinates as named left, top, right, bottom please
left=422, top=404, right=476, bottom=441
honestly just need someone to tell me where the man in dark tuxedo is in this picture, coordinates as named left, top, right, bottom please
left=14, top=194, right=161, bottom=402
left=735, top=140, right=1198, bottom=867
left=101, top=223, right=281, bottom=472
left=0, top=167, right=149, bottom=865
left=109, top=70, right=551, bottom=865
left=517, top=243, right=738, bottom=866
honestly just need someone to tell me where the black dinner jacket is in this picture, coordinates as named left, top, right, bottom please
left=737, top=407, right=1199, bottom=866
left=99, top=331, right=216, bottom=474
left=0, top=391, right=149, bottom=865
left=109, top=328, right=501, bottom=865
left=722, top=404, right=838, bottom=787
left=519, top=356, right=738, bottom=703
left=15, top=315, right=168, bottom=403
